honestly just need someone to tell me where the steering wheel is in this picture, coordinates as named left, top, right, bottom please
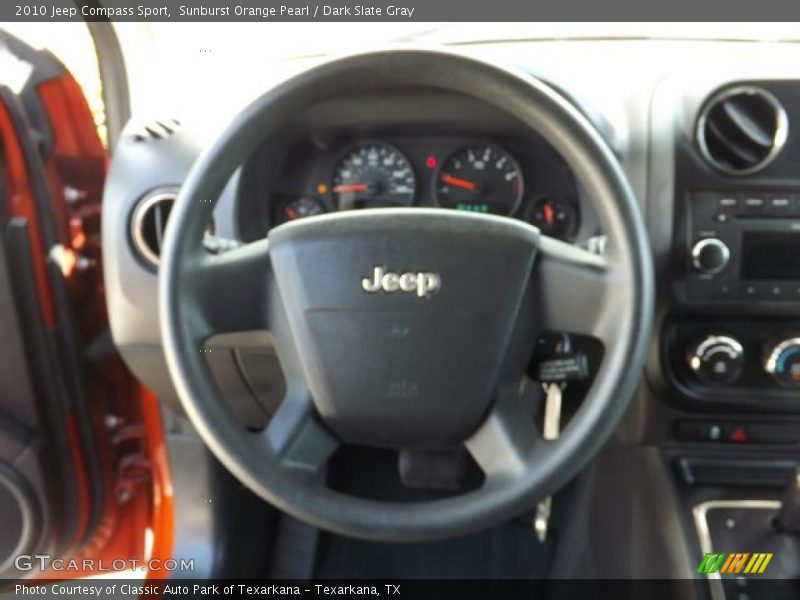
left=159, top=49, right=653, bottom=542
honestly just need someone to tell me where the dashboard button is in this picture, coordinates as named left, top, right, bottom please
left=713, top=213, right=730, bottom=224
left=764, top=337, right=800, bottom=386
left=676, top=421, right=800, bottom=445
left=769, top=195, right=792, bottom=211
left=691, top=238, right=730, bottom=275
left=767, top=284, right=784, bottom=299
left=740, top=282, right=759, bottom=298
left=687, top=333, right=745, bottom=385
left=718, top=195, right=739, bottom=210
left=743, top=196, right=765, bottom=211
left=675, top=421, right=724, bottom=442
left=741, top=197, right=766, bottom=217
left=714, top=281, right=738, bottom=299
left=728, top=425, right=748, bottom=443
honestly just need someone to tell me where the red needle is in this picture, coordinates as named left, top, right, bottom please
left=440, top=174, right=477, bottom=191
left=543, top=202, right=555, bottom=225
left=333, top=183, right=369, bottom=193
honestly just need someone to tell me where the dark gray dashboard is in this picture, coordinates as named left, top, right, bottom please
left=102, top=41, right=800, bottom=414
left=103, top=79, right=603, bottom=402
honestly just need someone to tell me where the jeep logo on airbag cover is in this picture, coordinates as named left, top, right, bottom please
left=361, top=266, right=441, bottom=297
left=267, top=209, right=540, bottom=447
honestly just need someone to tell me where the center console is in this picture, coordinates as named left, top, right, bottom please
left=665, top=81, right=800, bottom=408
left=656, top=79, right=800, bottom=598
left=673, top=188, right=800, bottom=402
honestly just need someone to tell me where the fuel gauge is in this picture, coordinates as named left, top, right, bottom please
left=530, top=197, right=577, bottom=239
left=278, top=196, right=325, bottom=224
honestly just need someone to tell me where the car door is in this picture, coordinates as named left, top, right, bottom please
left=0, top=29, right=166, bottom=581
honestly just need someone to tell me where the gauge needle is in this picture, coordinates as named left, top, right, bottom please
left=333, top=183, right=369, bottom=193
left=543, top=202, right=555, bottom=225
left=440, top=174, right=477, bottom=191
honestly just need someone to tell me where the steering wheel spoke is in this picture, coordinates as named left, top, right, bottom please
left=534, top=236, right=615, bottom=343
left=465, top=383, right=543, bottom=481
left=260, top=388, right=339, bottom=477
left=190, top=238, right=271, bottom=337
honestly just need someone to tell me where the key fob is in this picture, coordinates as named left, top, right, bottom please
left=537, top=354, right=589, bottom=384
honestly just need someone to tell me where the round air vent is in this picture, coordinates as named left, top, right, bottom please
left=696, top=86, right=788, bottom=175
left=130, top=189, right=177, bottom=267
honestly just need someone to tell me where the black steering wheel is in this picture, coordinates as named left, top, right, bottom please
left=159, top=49, right=653, bottom=542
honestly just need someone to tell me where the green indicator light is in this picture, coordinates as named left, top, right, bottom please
left=456, top=203, right=489, bottom=213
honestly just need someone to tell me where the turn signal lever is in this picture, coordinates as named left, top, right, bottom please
left=775, top=467, right=800, bottom=535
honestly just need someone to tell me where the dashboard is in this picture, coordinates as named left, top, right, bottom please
left=92, top=37, right=800, bottom=585
left=101, top=40, right=800, bottom=429
left=239, top=131, right=585, bottom=242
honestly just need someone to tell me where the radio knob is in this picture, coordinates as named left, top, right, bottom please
left=764, top=338, right=800, bottom=386
left=687, top=334, right=744, bottom=385
left=691, top=238, right=730, bottom=275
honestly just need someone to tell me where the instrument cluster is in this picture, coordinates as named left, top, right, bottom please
left=265, top=136, right=582, bottom=240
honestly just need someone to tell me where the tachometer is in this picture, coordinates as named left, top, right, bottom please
left=332, top=143, right=416, bottom=210
left=436, top=144, right=523, bottom=216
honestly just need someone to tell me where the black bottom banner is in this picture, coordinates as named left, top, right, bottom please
left=0, top=578, right=735, bottom=600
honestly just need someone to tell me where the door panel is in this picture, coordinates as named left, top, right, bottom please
left=0, top=90, right=82, bottom=569
left=0, top=29, right=168, bottom=580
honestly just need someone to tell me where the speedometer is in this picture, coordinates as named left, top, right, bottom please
left=332, top=143, right=416, bottom=210
left=436, top=144, right=523, bottom=216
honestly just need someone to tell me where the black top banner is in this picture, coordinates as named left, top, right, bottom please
left=6, top=0, right=800, bottom=22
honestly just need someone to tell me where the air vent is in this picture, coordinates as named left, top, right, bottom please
left=131, top=119, right=181, bottom=142
left=696, top=86, right=788, bottom=175
left=130, top=190, right=176, bottom=267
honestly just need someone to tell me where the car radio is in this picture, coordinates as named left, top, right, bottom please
left=683, top=191, right=800, bottom=302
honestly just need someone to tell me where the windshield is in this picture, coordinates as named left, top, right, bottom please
left=113, top=22, right=800, bottom=131
left=119, top=22, right=800, bottom=63
left=8, top=21, right=798, bottom=143
left=400, top=22, right=800, bottom=44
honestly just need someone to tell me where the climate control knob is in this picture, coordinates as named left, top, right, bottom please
left=691, top=238, right=730, bottom=275
left=764, top=338, right=800, bottom=386
left=687, top=334, right=744, bottom=385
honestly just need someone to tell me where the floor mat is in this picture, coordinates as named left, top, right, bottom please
left=314, top=517, right=554, bottom=579
left=314, top=447, right=554, bottom=579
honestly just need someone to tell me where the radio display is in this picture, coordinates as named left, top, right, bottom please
left=742, top=233, right=800, bottom=280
